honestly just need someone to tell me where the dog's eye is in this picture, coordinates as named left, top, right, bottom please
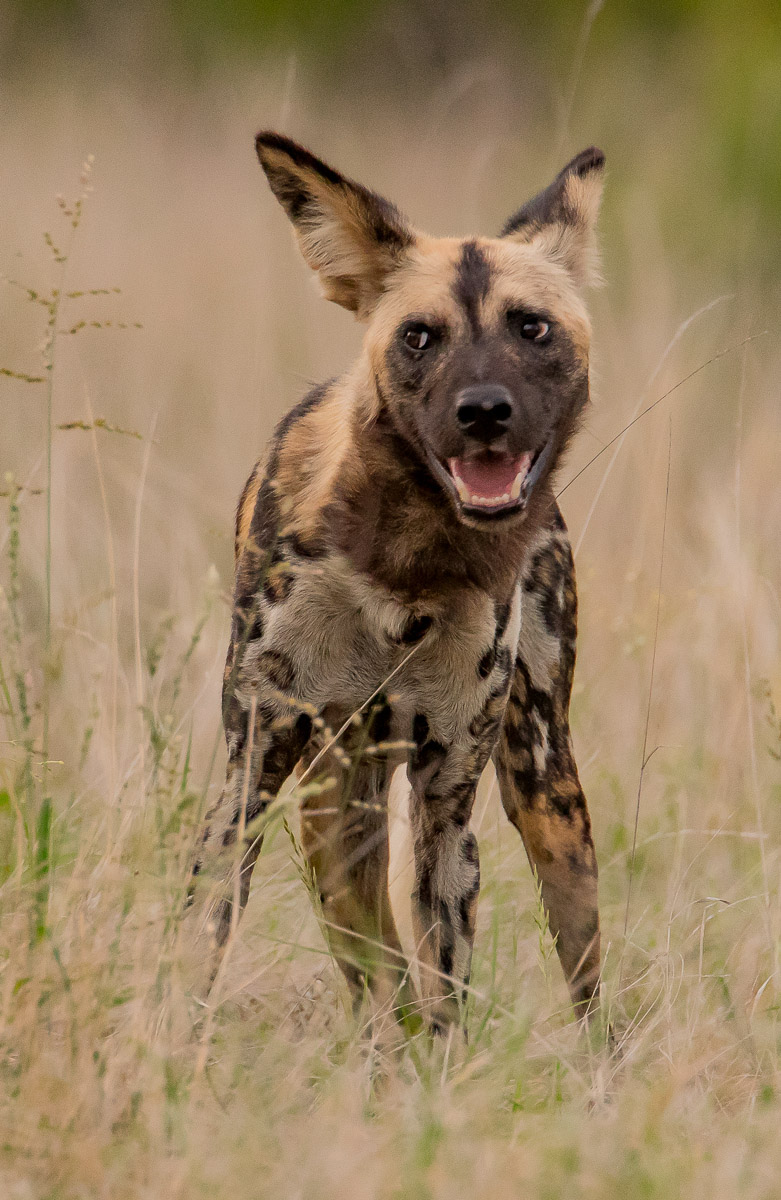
left=403, top=323, right=435, bottom=352
left=507, top=311, right=551, bottom=342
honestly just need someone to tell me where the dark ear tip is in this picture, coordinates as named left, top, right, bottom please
left=566, top=146, right=606, bottom=178
left=253, top=131, right=345, bottom=189
left=255, top=130, right=292, bottom=161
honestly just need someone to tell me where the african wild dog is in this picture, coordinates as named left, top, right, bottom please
left=187, top=132, right=604, bottom=1034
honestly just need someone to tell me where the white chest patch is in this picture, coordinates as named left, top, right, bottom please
left=255, top=554, right=521, bottom=743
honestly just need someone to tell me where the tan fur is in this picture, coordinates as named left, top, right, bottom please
left=186, top=133, right=604, bottom=1033
left=236, top=462, right=264, bottom=555
left=502, top=156, right=605, bottom=287
left=276, top=380, right=357, bottom=538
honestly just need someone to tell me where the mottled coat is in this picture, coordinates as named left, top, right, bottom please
left=188, top=132, right=605, bottom=1033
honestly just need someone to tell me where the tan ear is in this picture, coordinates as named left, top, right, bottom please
left=501, top=147, right=606, bottom=287
left=256, top=132, right=416, bottom=318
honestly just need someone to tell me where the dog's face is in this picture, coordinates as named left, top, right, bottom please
left=256, top=133, right=604, bottom=528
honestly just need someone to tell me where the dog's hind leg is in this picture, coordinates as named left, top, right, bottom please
left=494, top=511, right=600, bottom=1019
left=185, top=650, right=313, bottom=998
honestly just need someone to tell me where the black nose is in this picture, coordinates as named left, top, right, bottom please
left=456, top=385, right=513, bottom=444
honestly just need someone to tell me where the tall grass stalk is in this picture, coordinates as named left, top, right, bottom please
left=620, top=420, right=672, bottom=987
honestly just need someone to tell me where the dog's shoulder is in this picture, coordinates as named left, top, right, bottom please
left=234, top=379, right=342, bottom=560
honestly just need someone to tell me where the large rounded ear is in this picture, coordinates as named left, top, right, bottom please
left=256, top=131, right=416, bottom=318
left=500, top=148, right=605, bottom=287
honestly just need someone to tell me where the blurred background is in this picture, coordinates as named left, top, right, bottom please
left=2, top=3, right=781, bottom=1192
left=2, top=0, right=779, bottom=789
left=2, top=0, right=781, bottom=905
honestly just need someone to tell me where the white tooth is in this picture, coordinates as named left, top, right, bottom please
left=510, top=472, right=523, bottom=501
left=467, top=493, right=518, bottom=507
left=454, top=475, right=471, bottom=503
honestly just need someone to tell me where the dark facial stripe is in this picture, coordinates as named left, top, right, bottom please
left=452, top=241, right=491, bottom=340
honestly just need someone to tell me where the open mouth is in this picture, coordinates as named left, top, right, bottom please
left=442, top=440, right=554, bottom=520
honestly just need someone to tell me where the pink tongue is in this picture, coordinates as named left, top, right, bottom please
left=450, top=454, right=527, bottom=498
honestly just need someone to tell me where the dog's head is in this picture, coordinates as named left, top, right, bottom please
left=256, top=132, right=604, bottom=529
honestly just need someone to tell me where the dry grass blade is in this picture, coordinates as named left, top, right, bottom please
left=295, top=640, right=423, bottom=789
left=620, top=419, right=673, bottom=985
left=557, top=331, right=767, bottom=501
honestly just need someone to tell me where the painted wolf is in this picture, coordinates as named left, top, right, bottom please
left=188, top=132, right=605, bottom=1035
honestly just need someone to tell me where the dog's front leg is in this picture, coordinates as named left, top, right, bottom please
left=494, top=510, right=600, bottom=1020
left=299, top=701, right=415, bottom=1041
left=407, top=733, right=487, bottom=1035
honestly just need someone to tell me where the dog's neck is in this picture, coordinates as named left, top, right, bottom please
left=318, top=371, right=556, bottom=608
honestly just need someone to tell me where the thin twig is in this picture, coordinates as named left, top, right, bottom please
left=132, top=410, right=158, bottom=793
left=620, top=418, right=673, bottom=979
left=79, top=367, right=119, bottom=811
left=295, top=641, right=423, bottom=790
left=557, top=331, right=767, bottom=502
left=554, top=0, right=605, bottom=165
left=573, top=295, right=730, bottom=558
left=734, top=339, right=773, bottom=959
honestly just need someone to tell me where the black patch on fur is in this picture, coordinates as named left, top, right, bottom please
left=453, top=240, right=491, bottom=339
left=368, top=702, right=392, bottom=745
left=396, top=613, right=433, bottom=645
left=412, top=738, right=448, bottom=775
left=462, top=831, right=479, bottom=866
left=221, top=687, right=247, bottom=754
left=478, top=601, right=514, bottom=682
left=416, top=866, right=432, bottom=910
left=234, top=606, right=264, bottom=644
left=512, top=765, right=539, bottom=799
left=450, top=780, right=476, bottom=826
left=257, top=648, right=296, bottom=693
left=295, top=711, right=313, bottom=743
left=494, top=600, right=512, bottom=641
left=438, top=899, right=455, bottom=980
left=245, top=476, right=279, bottom=559
left=548, top=788, right=578, bottom=823
left=287, top=532, right=327, bottom=560
left=413, top=712, right=429, bottom=747
left=263, top=549, right=295, bottom=605
left=478, top=644, right=496, bottom=679
left=514, top=659, right=555, bottom=727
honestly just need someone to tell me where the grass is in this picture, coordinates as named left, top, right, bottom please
left=1, top=48, right=781, bottom=1199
